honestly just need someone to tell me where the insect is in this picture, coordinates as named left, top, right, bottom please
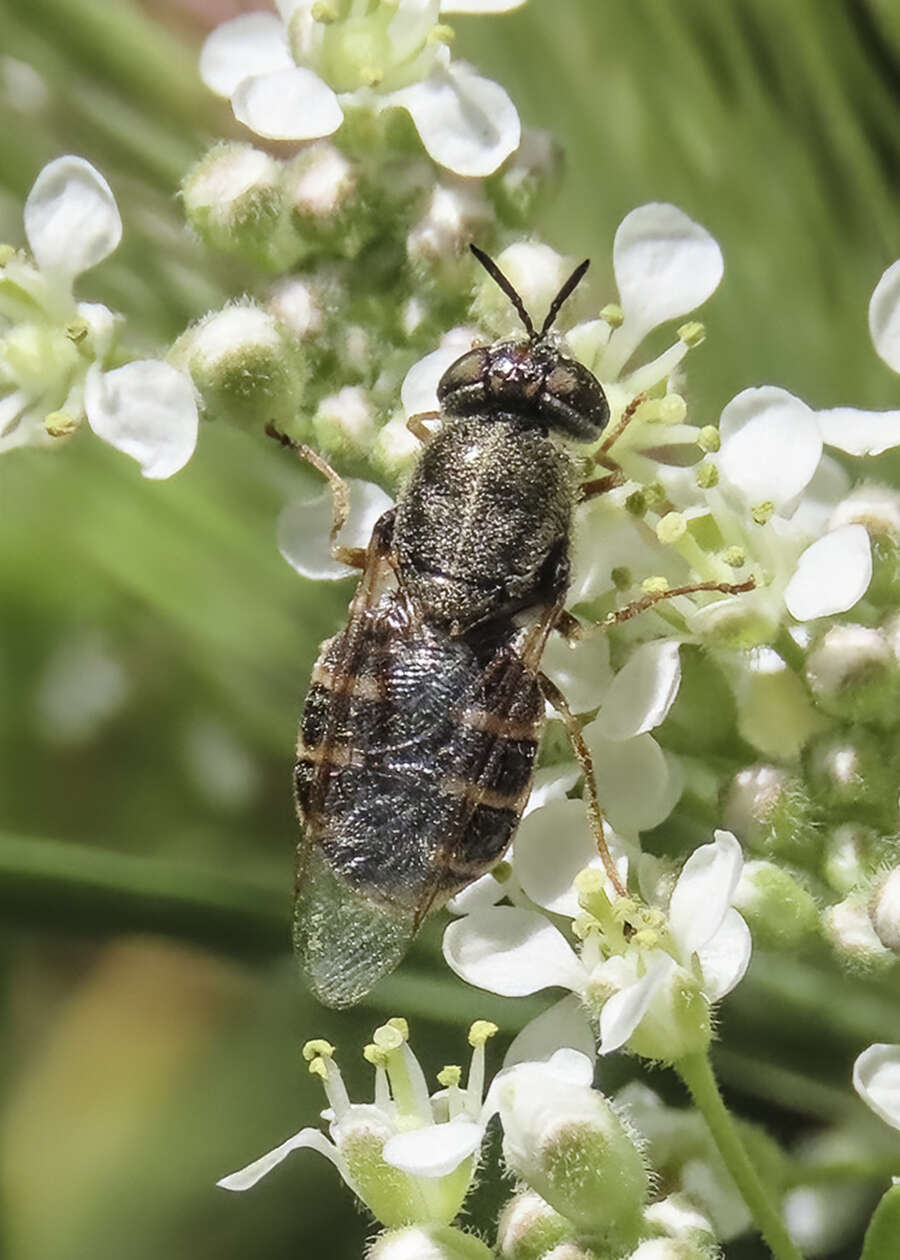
left=272, top=246, right=752, bottom=1008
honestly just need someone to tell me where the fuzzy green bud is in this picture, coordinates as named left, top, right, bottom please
left=805, top=624, right=900, bottom=730
left=284, top=142, right=369, bottom=259
left=722, top=765, right=819, bottom=864
left=806, top=729, right=899, bottom=830
left=170, top=301, right=310, bottom=433
left=629, top=1240, right=719, bottom=1260
left=182, top=142, right=294, bottom=270
left=368, top=1224, right=494, bottom=1260
left=823, top=823, right=890, bottom=895
left=824, top=893, right=892, bottom=969
left=313, top=386, right=377, bottom=463
left=869, top=867, right=900, bottom=954
left=733, top=860, right=820, bottom=950
left=496, top=1189, right=571, bottom=1260
left=497, top=1063, right=649, bottom=1251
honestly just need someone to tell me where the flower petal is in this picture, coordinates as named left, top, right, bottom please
left=199, top=13, right=293, bottom=98
left=217, top=1126, right=341, bottom=1190
left=869, top=260, right=900, bottom=374
left=669, top=830, right=743, bottom=959
left=442, top=906, right=585, bottom=996
left=232, top=67, right=342, bottom=141
left=783, top=524, right=872, bottom=621
left=382, top=1119, right=482, bottom=1177
left=598, top=953, right=675, bottom=1054
left=817, top=406, right=900, bottom=457
left=446, top=871, right=508, bottom=915
left=581, top=726, right=673, bottom=834
left=277, top=479, right=393, bottom=581
left=606, top=203, right=723, bottom=369
left=718, top=387, right=822, bottom=514
left=853, top=1043, right=900, bottom=1130
left=391, top=62, right=520, bottom=178
left=591, top=641, right=681, bottom=741
left=540, top=630, right=613, bottom=712
left=24, top=155, right=122, bottom=282
left=697, top=907, right=751, bottom=1001
left=503, top=994, right=596, bottom=1068
left=84, top=361, right=198, bottom=479
left=523, top=762, right=580, bottom=818
left=515, top=797, right=626, bottom=917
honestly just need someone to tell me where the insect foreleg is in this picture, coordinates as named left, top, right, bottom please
left=266, top=422, right=366, bottom=570
left=406, top=410, right=440, bottom=446
left=538, top=672, right=627, bottom=899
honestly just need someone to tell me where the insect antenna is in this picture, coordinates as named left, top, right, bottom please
left=540, top=257, right=590, bottom=337
left=470, top=243, right=535, bottom=338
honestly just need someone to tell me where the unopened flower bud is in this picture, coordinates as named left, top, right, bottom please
left=805, top=624, right=900, bottom=729
left=268, top=276, right=324, bottom=341
left=733, top=860, right=820, bottom=950
left=474, top=242, right=585, bottom=338
left=368, top=1224, right=494, bottom=1260
left=496, top=1189, right=570, bottom=1260
left=722, top=765, right=818, bottom=863
left=313, top=386, right=377, bottom=462
left=487, top=128, right=562, bottom=227
left=870, top=867, right=900, bottom=953
left=732, top=648, right=826, bottom=760
left=806, top=729, right=898, bottom=830
left=643, top=1194, right=716, bottom=1243
left=372, top=409, right=421, bottom=480
left=284, top=142, right=370, bottom=259
left=496, top=1057, right=648, bottom=1251
left=629, top=1240, right=718, bottom=1260
left=408, top=182, right=493, bottom=267
left=824, top=894, right=892, bottom=968
left=182, top=142, right=291, bottom=269
left=171, top=301, right=309, bottom=432
left=823, top=823, right=889, bottom=895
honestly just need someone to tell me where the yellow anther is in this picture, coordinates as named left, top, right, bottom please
left=657, top=394, right=687, bottom=425
left=302, top=1039, right=335, bottom=1061
left=722, top=545, right=746, bottom=569
left=631, top=928, right=661, bottom=950
left=308, top=1056, right=329, bottom=1080
left=44, top=410, right=77, bottom=437
left=611, top=565, right=632, bottom=591
left=695, top=461, right=719, bottom=489
left=572, top=912, right=600, bottom=940
left=492, top=860, right=513, bottom=883
left=656, top=511, right=687, bottom=544
left=642, top=576, right=670, bottom=594
left=311, top=1, right=339, bottom=21
left=625, top=490, right=646, bottom=518
left=697, top=424, right=721, bottom=453
left=386, top=1017, right=409, bottom=1040
left=468, top=1020, right=498, bottom=1048
left=0, top=244, right=15, bottom=266
left=611, top=896, right=640, bottom=923
left=575, top=867, right=607, bottom=896
left=429, top=23, right=455, bottom=44
left=751, top=501, right=774, bottom=525
left=599, top=303, right=624, bottom=329
left=437, top=1065, right=462, bottom=1088
left=373, top=1023, right=405, bottom=1051
left=363, top=1043, right=389, bottom=1068
left=678, top=320, right=705, bottom=348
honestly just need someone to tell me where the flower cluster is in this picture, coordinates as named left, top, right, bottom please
left=1, top=157, right=198, bottom=477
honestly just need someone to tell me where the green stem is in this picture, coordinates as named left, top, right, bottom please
left=676, top=1051, right=804, bottom=1260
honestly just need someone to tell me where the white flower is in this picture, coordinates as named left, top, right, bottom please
left=443, top=831, right=751, bottom=1063
left=853, top=1043, right=900, bottom=1131
left=199, top=2, right=521, bottom=177
left=219, top=1021, right=496, bottom=1227
left=0, top=156, right=197, bottom=476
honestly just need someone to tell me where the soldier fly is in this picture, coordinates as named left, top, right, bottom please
left=272, top=246, right=753, bottom=1008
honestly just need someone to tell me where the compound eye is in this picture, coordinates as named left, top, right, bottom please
left=437, top=347, right=491, bottom=415
left=541, top=359, right=609, bottom=440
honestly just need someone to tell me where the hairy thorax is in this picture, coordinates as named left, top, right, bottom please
left=392, top=416, right=575, bottom=633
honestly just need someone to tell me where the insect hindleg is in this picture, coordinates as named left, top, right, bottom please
left=406, top=410, right=440, bottom=446
left=598, top=577, right=757, bottom=628
left=266, top=422, right=367, bottom=570
left=538, top=672, right=627, bottom=898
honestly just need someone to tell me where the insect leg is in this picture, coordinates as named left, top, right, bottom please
left=266, top=422, right=367, bottom=570
left=598, top=576, right=757, bottom=628
left=538, top=671, right=627, bottom=899
left=406, top=410, right=440, bottom=446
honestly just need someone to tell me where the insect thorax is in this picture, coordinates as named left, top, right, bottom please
left=392, top=415, right=576, bottom=633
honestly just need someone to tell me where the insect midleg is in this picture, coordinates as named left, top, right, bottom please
left=265, top=421, right=367, bottom=570
left=538, top=671, right=627, bottom=898
left=595, top=577, right=757, bottom=630
left=406, top=410, right=440, bottom=446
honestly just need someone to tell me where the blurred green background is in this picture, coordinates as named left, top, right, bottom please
left=1, top=1, right=899, bottom=1256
